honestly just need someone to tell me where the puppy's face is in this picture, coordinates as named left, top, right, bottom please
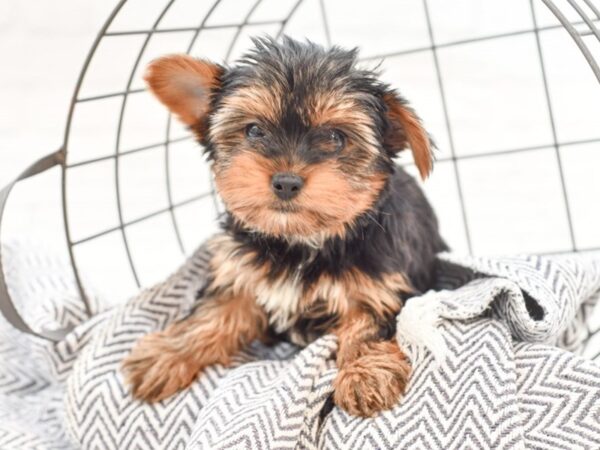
left=145, top=37, right=432, bottom=242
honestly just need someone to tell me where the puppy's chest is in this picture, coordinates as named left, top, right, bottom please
left=253, top=270, right=308, bottom=332
left=206, top=234, right=309, bottom=329
left=229, top=261, right=345, bottom=341
left=206, top=233, right=407, bottom=340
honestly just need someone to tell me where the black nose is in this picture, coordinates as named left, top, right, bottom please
left=271, top=172, right=304, bottom=200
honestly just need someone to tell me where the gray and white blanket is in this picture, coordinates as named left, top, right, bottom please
left=1, top=241, right=600, bottom=449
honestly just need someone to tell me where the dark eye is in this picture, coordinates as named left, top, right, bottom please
left=329, top=129, right=345, bottom=150
left=245, top=123, right=265, bottom=139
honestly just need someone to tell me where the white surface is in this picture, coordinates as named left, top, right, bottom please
left=1, top=0, right=599, bottom=304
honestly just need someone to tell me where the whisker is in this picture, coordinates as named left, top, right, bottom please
left=365, top=211, right=386, bottom=233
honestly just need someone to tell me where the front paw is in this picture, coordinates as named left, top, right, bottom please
left=333, top=341, right=411, bottom=417
left=122, top=332, right=201, bottom=403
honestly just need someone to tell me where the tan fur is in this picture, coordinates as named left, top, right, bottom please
left=206, top=234, right=410, bottom=332
left=144, top=54, right=223, bottom=132
left=303, top=270, right=409, bottom=321
left=383, top=93, right=433, bottom=179
left=333, top=310, right=411, bottom=417
left=213, top=152, right=386, bottom=241
left=122, top=290, right=267, bottom=403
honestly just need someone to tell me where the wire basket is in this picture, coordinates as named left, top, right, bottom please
left=1, top=0, right=599, bottom=341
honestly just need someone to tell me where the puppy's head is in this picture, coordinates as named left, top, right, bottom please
left=145, top=37, right=432, bottom=243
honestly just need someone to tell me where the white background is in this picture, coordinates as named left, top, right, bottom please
left=0, top=0, right=599, bottom=305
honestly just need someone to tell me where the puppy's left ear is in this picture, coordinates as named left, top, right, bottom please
left=383, top=93, right=433, bottom=179
left=144, top=54, right=224, bottom=138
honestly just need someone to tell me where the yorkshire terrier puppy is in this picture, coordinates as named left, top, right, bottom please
left=122, top=36, right=447, bottom=418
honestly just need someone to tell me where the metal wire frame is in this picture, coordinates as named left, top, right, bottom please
left=421, top=0, right=473, bottom=254
left=61, top=0, right=600, bottom=309
left=543, top=0, right=600, bottom=83
left=68, top=0, right=600, bottom=286
left=0, top=0, right=598, bottom=341
left=61, top=0, right=306, bottom=313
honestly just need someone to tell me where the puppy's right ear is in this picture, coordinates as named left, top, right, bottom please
left=144, top=54, right=223, bottom=135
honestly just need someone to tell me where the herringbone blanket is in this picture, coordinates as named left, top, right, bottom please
left=1, top=241, right=600, bottom=449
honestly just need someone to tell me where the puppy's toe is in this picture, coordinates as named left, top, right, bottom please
left=333, top=341, right=411, bottom=417
left=122, top=332, right=200, bottom=403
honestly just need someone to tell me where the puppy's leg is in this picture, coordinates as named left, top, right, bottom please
left=122, top=293, right=267, bottom=402
left=333, top=310, right=411, bottom=417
